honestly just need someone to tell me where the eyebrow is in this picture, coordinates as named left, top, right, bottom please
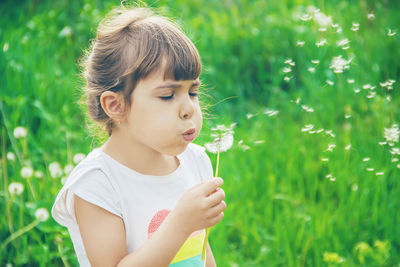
left=153, top=80, right=201, bottom=90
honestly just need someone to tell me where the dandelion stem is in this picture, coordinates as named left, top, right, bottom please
left=202, top=151, right=221, bottom=260
left=1, top=128, right=13, bottom=233
left=0, top=220, right=40, bottom=252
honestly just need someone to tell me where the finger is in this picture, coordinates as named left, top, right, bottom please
left=207, top=201, right=226, bottom=218
left=206, top=188, right=225, bottom=207
left=198, top=177, right=224, bottom=196
left=207, top=212, right=224, bottom=227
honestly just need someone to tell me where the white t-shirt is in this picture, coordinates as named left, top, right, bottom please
left=52, top=143, right=213, bottom=267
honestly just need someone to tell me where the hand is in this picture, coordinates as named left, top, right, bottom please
left=170, top=178, right=226, bottom=236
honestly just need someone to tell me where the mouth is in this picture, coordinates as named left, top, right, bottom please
left=182, top=128, right=196, bottom=142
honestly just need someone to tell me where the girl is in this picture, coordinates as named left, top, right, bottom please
left=52, top=5, right=226, bottom=267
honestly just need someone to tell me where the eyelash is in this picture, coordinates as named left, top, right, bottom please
left=160, top=92, right=198, bottom=101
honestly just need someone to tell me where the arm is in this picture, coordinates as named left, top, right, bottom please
left=206, top=242, right=217, bottom=267
left=74, top=178, right=226, bottom=267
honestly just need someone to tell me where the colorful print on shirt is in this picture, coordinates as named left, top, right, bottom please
left=148, top=209, right=206, bottom=266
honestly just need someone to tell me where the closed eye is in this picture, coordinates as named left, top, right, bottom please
left=159, top=91, right=198, bottom=101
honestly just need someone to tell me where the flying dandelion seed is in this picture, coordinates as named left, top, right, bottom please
left=390, top=148, right=400, bottom=155
left=345, top=114, right=351, bottom=119
left=366, top=92, right=376, bottom=99
left=315, top=129, right=324, bottom=134
left=59, top=26, right=73, bottom=38
left=352, top=184, right=358, bottom=191
left=311, top=60, right=320, bottom=64
left=296, top=40, right=305, bottom=46
left=282, top=67, right=292, bottom=73
left=325, top=130, right=336, bottom=138
left=301, top=105, right=314, bottom=112
left=314, top=11, right=332, bottom=28
left=378, top=141, right=387, bottom=146
left=354, top=88, right=361, bottom=93
left=35, top=208, right=49, bottom=222
left=337, top=38, right=350, bottom=47
left=34, top=170, right=44, bottom=179
left=300, top=14, right=313, bottom=21
left=246, top=113, right=255, bottom=119
left=321, top=158, right=329, bottom=162
left=284, top=59, right=295, bottom=66
left=362, top=157, right=370, bottom=162
left=254, top=140, right=265, bottom=144
left=345, top=144, right=351, bottom=150
left=367, top=168, right=375, bottom=172
left=330, top=55, right=351, bottom=73
left=73, top=153, right=86, bottom=164
left=21, top=166, right=33, bottom=179
left=351, top=22, right=360, bottom=31
left=380, top=79, right=396, bottom=90
left=387, top=29, right=396, bottom=37
left=295, top=97, right=301, bottom=104
left=392, top=158, right=399, bottom=162
left=8, top=182, right=24, bottom=196
left=326, top=80, right=334, bottom=86
left=205, top=134, right=233, bottom=153
left=3, top=42, right=9, bottom=52
left=264, top=109, right=279, bottom=117
left=316, top=39, right=327, bottom=47
left=362, top=84, right=374, bottom=90
left=13, top=126, right=27, bottom=139
left=308, top=67, right=316, bottom=73
left=347, top=79, right=355, bottom=84
left=301, top=124, right=314, bottom=132
left=283, top=76, right=291, bottom=82
left=325, top=144, right=336, bottom=152
left=376, top=172, right=384, bottom=176
left=397, top=164, right=400, bottom=168
left=384, top=124, right=399, bottom=146
left=6, top=152, right=15, bottom=161
left=49, top=162, right=63, bottom=178
left=386, top=96, right=392, bottom=102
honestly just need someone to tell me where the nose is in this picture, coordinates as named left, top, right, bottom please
left=179, top=94, right=195, bottom=120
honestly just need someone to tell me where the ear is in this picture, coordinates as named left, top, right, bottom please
left=100, top=91, right=126, bottom=122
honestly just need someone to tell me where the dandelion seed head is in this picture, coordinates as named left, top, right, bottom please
left=73, top=153, right=86, bottom=164
left=49, top=162, right=63, bottom=178
left=330, top=55, right=351, bottom=74
left=7, top=152, right=15, bottom=161
left=64, top=164, right=74, bottom=175
left=367, top=13, right=375, bottom=20
left=205, top=134, right=234, bottom=154
left=13, top=126, right=27, bottom=139
left=34, top=170, right=44, bottom=179
left=59, top=26, right=73, bottom=38
left=35, top=208, right=49, bottom=222
left=384, top=124, right=399, bottom=145
left=20, top=166, right=33, bottom=179
left=8, top=182, right=24, bottom=196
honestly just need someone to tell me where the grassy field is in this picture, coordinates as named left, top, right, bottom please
left=1, top=0, right=400, bottom=266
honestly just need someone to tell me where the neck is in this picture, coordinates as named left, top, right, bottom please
left=100, top=129, right=179, bottom=176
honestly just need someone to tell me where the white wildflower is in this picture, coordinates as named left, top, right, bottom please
left=20, top=166, right=33, bottom=178
left=384, top=124, right=399, bottom=145
left=35, top=208, right=49, bottom=222
left=13, top=126, right=27, bottom=139
left=7, top=152, right=15, bottom=161
left=64, top=164, right=74, bottom=175
left=49, top=162, right=63, bottom=178
left=73, top=153, right=86, bottom=164
left=330, top=56, right=351, bottom=74
left=8, top=182, right=24, bottom=196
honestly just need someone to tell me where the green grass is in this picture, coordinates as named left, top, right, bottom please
left=1, top=0, right=400, bottom=266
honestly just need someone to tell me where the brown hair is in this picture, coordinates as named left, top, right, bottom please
left=81, top=6, right=201, bottom=136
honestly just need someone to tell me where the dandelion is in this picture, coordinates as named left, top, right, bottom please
left=384, top=124, right=399, bottom=146
left=323, top=252, right=344, bottom=263
left=8, top=182, right=24, bottom=196
left=284, top=59, right=295, bottom=66
left=325, top=144, right=336, bottom=152
left=313, top=11, right=332, bottom=28
left=307, top=67, right=316, bottom=73
left=367, top=13, right=375, bottom=20
left=351, top=22, right=360, bottom=31
left=6, top=152, right=15, bottom=161
left=326, top=80, right=334, bottom=86
left=34, top=170, right=44, bottom=179
left=301, top=124, right=314, bottom=132
left=387, top=29, right=396, bottom=37
left=64, top=164, right=74, bottom=175
left=35, top=208, right=49, bottom=222
left=296, top=40, right=305, bottom=47
left=379, top=79, right=395, bottom=90
left=13, top=126, right=27, bottom=139
left=316, top=39, right=327, bottom=47
left=73, top=153, right=86, bottom=164
left=330, top=55, right=351, bottom=74
left=301, top=105, right=314, bottom=112
left=20, top=166, right=33, bottom=178
left=263, top=109, right=279, bottom=117
left=337, top=38, right=350, bottom=47
left=49, top=162, right=63, bottom=178
left=59, top=26, right=73, bottom=37
left=345, top=144, right=351, bottom=150
left=352, top=184, right=358, bottom=191
left=205, top=134, right=234, bottom=153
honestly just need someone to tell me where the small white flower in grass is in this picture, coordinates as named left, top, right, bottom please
left=8, top=182, right=24, bottom=196
left=326, top=80, right=334, bottom=86
left=367, top=168, right=374, bottom=172
left=301, top=124, right=314, bottom=132
left=345, top=144, right=351, bottom=150
left=362, top=157, right=370, bottom=162
left=325, top=144, right=336, bottom=152
left=390, top=148, right=400, bottom=155
left=352, top=184, right=358, bottom=191
left=21, top=166, right=33, bottom=178
left=330, top=56, right=351, bottom=74
left=301, top=105, right=314, bottom=112
left=387, top=29, right=396, bottom=37
left=321, top=158, right=329, bottom=162
left=351, top=22, right=360, bottom=31
left=13, top=126, right=27, bottom=139
left=34, top=170, right=44, bottom=179
left=384, top=124, right=399, bottom=146
left=308, top=67, right=316, bottom=73
left=7, top=152, right=15, bottom=161
left=316, top=39, right=327, bottom=47
left=64, top=164, right=74, bottom=175
left=296, top=40, right=305, bottom=47
left=376, top=172, right=384, bottom=176
left=367, top=13, right=375, bottom=20
left=73, top=153, right=86, bottom=164
left=35, top=208, right=49, bottom=222
left=49, top=162, right=62, bottom=178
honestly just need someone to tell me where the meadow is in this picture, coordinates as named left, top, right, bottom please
left=1, top=0, right=400, bottom=266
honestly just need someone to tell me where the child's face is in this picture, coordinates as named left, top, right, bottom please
left=122, top=69, right=202, bottom=156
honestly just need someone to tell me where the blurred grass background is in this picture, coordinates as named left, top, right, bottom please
left=1, top=0, right=400, bottom=266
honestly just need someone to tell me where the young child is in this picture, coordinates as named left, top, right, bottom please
left=51, top=5, right=226, bottom=267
